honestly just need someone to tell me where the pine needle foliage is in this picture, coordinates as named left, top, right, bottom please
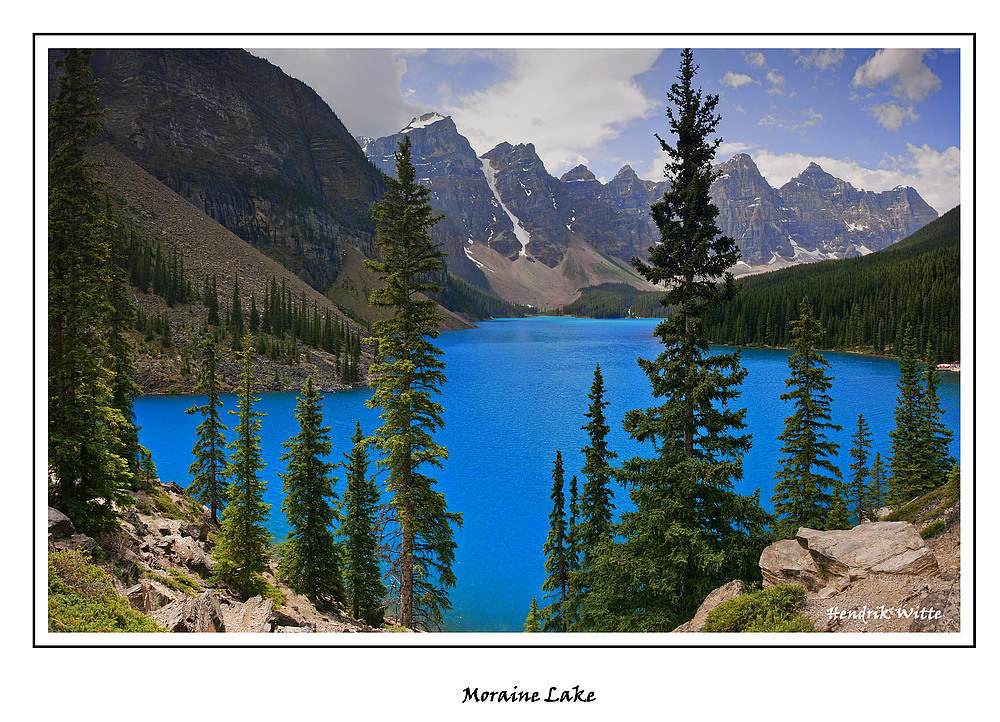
left=365, top=135, right=461, bottom=630
left=277, top=377, right=343, bottom=601
left=771, top=297, right=842, bottom=537
left=211, top=341, right=271, bottom=598
left=582, top=49, right=772, bottom=632
left=340, top=421, right=387, bottom=627
left=48, top=48, right=135, bottom=534
left=185, top=339, right=228, bottom=524
left=541, top=451, right=570, bottom=632
left=847, top=414, right=873, bottom=525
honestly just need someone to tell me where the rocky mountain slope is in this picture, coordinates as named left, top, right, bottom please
left=362, top=115, right=939, bottom=306
left=76, top=48, right=388, bottom=293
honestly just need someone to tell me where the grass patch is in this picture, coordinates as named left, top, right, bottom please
left=49, top=549, right=163, bottom=633
left=147, top=487, right=200, bottom=522
left=147, top=569, right=203, bottom=596
left=887, top=483, right=959, bottom=526
left=703, top=584, right=818, bottom=633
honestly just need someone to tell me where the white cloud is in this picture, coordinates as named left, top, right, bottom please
left=871, top=102, right=920, bottom=131
left=853, top=48, right=941, bottom=102
left=248, top=48, right=424, bottom=138
left=796, top=48, right=845, bottom=71
left=751, top=144, right=959, bottom=215
left=745, top=51, right=766, bottom=68
left=440, top=49, right=661, bottom=177
left=758, top=108, right=823, bottom=133
left=722, top=71, right=756, bottom=89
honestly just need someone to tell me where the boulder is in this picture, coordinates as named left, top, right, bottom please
left=126, top=578, right=181, bottom=613
left=223, top=595, right=276, bottom=633
left=795, top=522, right=938, bottom=580
left=672, top=580, right=745, bottom=632
left=47, top=507, right=75, bottom=540
left=759, top=538, right=828, bottom=591
left=153, top=590, right=226, bottom=632
left=163, top=534, right=214, bottom=576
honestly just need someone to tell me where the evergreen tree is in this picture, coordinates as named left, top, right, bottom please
left=565, top=473, right=580, bottom=631
left=888, top=327, right=924, bottom=503
left=212, top=340, right=271, bottom=598
left=48, top=48, right=134, bottom=534
left=582, top=49, right=771, bottom=632
left=866, top=452, right=889, bottom=520
left=230, top=272, right=244, bottom=340
left=523, top=597, right=543, bottom=633
left=915, top=345, right=955, bottom=491
left=365, top=135, right=461, bottom=630
left=341, top=421, right=387, bottom=627
left=578, top=365, right=617, bottom=560
left=771, top=297, right=842, bottom=537
left=185, top=339, right=229, bottom=524
left=205, top=275, right=220, bottom=327
left=541, top=451, right=570, bottom=632
left=847, top=414, right=873, bottom=525
left=104, top=195, right=143, bottom=478
left=277, top=377, right=343, bottom=600
left=825, top=484, right=851, bottom=530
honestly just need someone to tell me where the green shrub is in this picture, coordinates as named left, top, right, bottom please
left=147, top=569, right=202, bottom=596
left=704, top=584, right=818, bottom=633
left=920, top=519, right=946, bottom=540
left=49, top=549, right=163, bottom=633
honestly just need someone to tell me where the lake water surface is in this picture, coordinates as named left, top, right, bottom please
left=134, top=317, right=961, bottom=632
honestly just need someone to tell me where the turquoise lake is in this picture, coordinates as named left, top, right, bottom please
left=133, top=316, right=962, bottom=632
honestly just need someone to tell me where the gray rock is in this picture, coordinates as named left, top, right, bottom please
left=796, top=522, right=938, bottom=580
left=153, top=590, right=226, bottom=632
left=126, top=578, right=181, bottom=613
left=759, top=538, right=828, bottom=591
left=672, top=580, right=745, bottom=632
left=48, top=507, right=75, bottom=540
left=223, top=595, right=275, bottom=633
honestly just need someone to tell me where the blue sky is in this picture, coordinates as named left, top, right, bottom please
left=251, top=42, right=964, bottom=215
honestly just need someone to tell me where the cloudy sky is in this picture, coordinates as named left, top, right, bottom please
left=249, top=42, right=964, bottom=215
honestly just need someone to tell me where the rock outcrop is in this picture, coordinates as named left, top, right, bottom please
left=672, top=580, right=745, bottom=632
left=676, top=517, right=959, bottom=633
left=760, top=522, right=939, bottom=591
left=49, top=483, right=387, bottom=634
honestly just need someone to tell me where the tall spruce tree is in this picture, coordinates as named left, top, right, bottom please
left=48, top=49, right=135, bottom=534
left=888, top=327, right=923, bottom=504
left=847, top=414, right=873, bottom=525
left=185, top=339, right=229, bottom=524
left=915, top=345, right=955, bottom=491
left=212, top=340, right=271, bottom=598
left=365, top=135, right=461, bottom=630
left=866, top=452, right=889, bottom=520
left=771, top=297, right=842, bottom=537
left=277, top=377, right=343, bottom=600
left=581, top=49, right=771, bottom=631
left=341, top=421, right=387, bottom=627
left=578, top=365, right=617, bottom=560
left=541, top=450, right=570, bottom=632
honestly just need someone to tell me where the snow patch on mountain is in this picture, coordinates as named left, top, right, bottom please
left=481, top=156, right=531, bottom=257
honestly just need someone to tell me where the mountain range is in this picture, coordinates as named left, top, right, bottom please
left=73, top=48, right=940, bottom=312
left=361, top=112, right=939, bottom=306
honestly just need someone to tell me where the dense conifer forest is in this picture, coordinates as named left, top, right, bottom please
left=703, top=207, right=960, bottom=361
left=563, top=207, right=959, bottom=364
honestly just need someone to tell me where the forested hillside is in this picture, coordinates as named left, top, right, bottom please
left=703, top=206, right=960, bottom=361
